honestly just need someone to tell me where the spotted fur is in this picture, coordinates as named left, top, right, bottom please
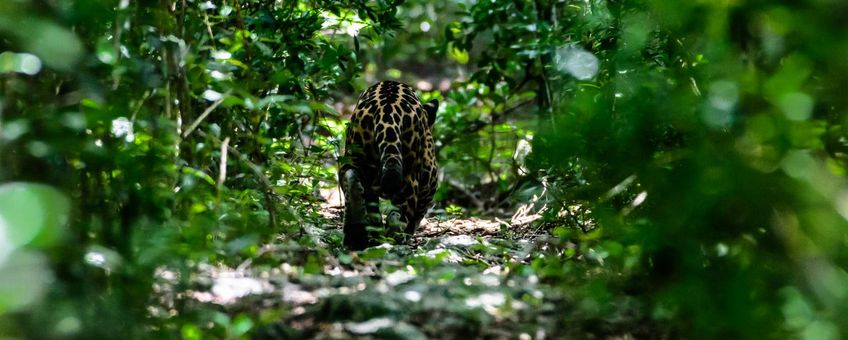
left=339, top=81, right=439, bottom=250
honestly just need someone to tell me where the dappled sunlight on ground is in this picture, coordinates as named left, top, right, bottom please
left=149, top=188, right=574, bottom=338
left=147, top=187, right=651, bottom=338
left=319, top=185, right=538, bottom=243
left=175, top=265, right=273, bottom=306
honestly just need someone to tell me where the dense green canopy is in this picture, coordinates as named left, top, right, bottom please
left=1, top=0, right=846, bottom=338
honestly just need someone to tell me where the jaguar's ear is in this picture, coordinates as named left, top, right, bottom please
left=423, top=99, right=439, bottom=127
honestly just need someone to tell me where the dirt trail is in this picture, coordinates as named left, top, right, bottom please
left=156, top=189, right=568, bottom=339
left=319, top=186, right=542, bottom=243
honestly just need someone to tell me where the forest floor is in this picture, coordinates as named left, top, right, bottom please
left=155, top=188, right=650, bottom=339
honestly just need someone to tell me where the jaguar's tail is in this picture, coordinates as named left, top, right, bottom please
left=377, top=106, right=403, bottom=194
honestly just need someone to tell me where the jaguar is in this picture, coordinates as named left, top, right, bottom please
left=339, top=80, right=439, bottom=250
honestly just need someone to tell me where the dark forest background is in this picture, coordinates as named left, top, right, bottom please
left=1, top=0, right=847, bottom=338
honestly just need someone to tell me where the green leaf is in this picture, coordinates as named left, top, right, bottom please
left=182, top=167, right=216, bottom=186
left=231, top=314, right=254, bottom=337
left=0, top=182, right=69, bottom=249
left=181, top=324, right=202, bottom=340
left=258, top=95, right=295, bottom=108
left=360, top=246, right=388, bottom=260
left=0, top=252, right=52, bottom=313
left=96, top=36, right=117, bottom=65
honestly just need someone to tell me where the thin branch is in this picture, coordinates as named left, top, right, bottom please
left=203, top=10, right=217, bottom=49
left=218, top=137, right=230, bottom=188
left=112, top=6, right=125, bottom=90
left=233, top=0, right=253, bottom=63
left=130, top=91, right=151, bottom=122
left=196, top=129, right=278, bottom=200
left=439, top=99, right=534, bottom=149
left=181, top=91, right=230, bottom=139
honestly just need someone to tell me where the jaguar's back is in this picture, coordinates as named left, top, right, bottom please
left=339, top=81, right=438, bottom=250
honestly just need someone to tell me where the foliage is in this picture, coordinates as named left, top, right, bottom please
left=1, top=0, right=400, bottom=337
left=522, top=0, right=848, bottom=338
left=1, top=0, right=847, bottom=338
